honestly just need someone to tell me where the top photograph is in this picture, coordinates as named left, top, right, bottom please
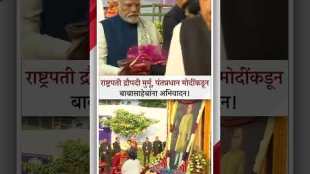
left=97, top=0, right=212, bottom=76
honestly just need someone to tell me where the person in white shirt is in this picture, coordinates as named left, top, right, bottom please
left=121, top=149, right=142, bottom=174
left=165, top=0, right=211, bottom=75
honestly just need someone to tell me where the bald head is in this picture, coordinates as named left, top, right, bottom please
left=186, top=104, right=193, bottom=114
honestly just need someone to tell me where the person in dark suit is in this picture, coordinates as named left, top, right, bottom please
left=112, top=137, right=121, bottom=155
left=152, top=136, right=163, bottom=156
left=142, top=137, right=152, bottom=165
left=99, top=138, right=112, bottom=173
left=162, top=0, right=187, bottom=53
left=162, top=141, right=166, bottom=149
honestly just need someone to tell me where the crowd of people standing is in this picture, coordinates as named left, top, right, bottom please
left=100, top=136, right=165, bottom=174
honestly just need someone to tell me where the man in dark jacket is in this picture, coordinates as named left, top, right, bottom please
left=142, top=137, right=153, bottom=165
left=153, top=136, right=163, bottom=156
left=99, top=138, right=112, bottom=173
left=162, top=0, right=187, bottom=53
left=112, top=137, right=121, bottom=155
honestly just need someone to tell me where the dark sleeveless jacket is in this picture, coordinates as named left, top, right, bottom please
left=180, top=15, right=211, bottom=75
left=101, top=15, right=138, bottom=67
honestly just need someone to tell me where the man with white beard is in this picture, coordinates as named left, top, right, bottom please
left=98, top=0, right=161, bottom=75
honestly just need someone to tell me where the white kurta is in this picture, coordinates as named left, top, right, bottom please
left=121, top=159, right=142, bottom=174
left=165, top=23, right=185, bottom=75
left=98, top=17, right=161, bottom=75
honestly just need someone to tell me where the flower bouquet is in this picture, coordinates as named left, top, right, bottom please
left=118, top=44, right=167, bottom=75
left=188, top=152, right=210, bottom=174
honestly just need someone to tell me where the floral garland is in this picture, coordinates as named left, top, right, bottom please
left=188, top=152, right=210, bottom=174
left=146, top=102, right=208, bottom=174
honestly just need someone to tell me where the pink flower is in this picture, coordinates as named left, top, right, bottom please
left=118, top=44, right=167, bottom=75
left=126, top=44, right=167, bottom=65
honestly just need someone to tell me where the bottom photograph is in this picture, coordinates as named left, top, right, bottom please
left=98, top=100, right=212, bottom=174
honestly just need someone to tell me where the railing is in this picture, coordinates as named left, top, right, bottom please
left=140, top=3, right=173, bottom=22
